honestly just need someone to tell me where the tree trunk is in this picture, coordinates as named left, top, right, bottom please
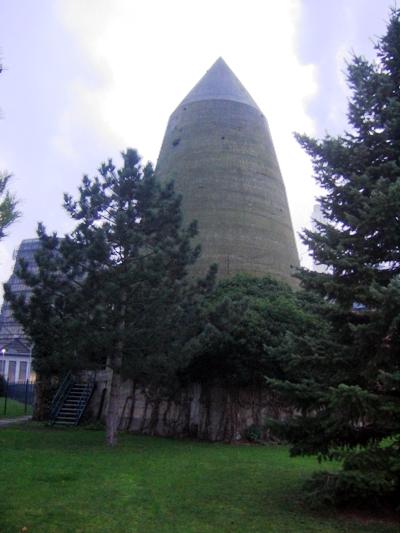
left=105, top=290, right=127, bottom=447
left=33, top=374, right=53, bottom=421
left=106, top=363, right=122, bottom=446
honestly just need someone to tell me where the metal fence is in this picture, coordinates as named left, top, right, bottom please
left=0, top=379, right=35, bottom=416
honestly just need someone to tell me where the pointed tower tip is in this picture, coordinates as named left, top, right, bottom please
left=179, top=57, right=260, bottom=110
left=212, top=57, right=230, bottom=69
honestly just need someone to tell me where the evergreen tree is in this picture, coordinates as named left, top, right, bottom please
left=185, top=274, right=329, bottom=389
left=7, top=149, right=215, bottom=445
left=269, top=10, right=400, bottom=508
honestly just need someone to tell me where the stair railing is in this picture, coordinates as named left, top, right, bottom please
left=49, top=371, right=74, bottom=425
left=74, top=375, right=96, bottom=425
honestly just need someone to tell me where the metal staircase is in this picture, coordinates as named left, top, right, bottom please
left=49, top=372, right=95, bottom=427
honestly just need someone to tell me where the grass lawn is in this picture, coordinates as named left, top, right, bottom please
left=0, top=397, right=32, bottom=419
left=0, top=425, right=397, bottom=533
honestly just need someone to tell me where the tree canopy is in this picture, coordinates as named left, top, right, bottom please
left=7, top=149, right=215, bottom=445
left=184, top=274, right=331, bottom=390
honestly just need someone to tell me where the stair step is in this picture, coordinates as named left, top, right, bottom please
left=65, top=398, right=82, bottom=402
left=50, top=380, right=95, bottom=427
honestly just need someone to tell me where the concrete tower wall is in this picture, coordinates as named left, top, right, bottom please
left=156, top=59, right=299, bottom=287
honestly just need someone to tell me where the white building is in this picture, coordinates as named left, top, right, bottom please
left=0, top=338, right=34, bottom=383
left=0, top=239, right=40, bottom=383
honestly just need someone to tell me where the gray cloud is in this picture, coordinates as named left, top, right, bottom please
left=297, top=0, right=393, bottom=136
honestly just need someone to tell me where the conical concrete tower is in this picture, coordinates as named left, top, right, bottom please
left=156, top=58, right=299, bottom=287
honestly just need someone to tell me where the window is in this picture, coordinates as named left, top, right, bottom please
left=18, top=361, right=27, bottom=383
left=8, top=361, right=16, bottom=382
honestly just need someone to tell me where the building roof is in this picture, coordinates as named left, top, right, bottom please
left=179, top=57, right=260, bottom=110
left=0, top=337, right=31, bottom=356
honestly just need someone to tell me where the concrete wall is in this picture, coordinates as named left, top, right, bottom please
left=88, top=370, right=290, bottom=442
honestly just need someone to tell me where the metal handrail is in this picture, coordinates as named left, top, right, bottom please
left=75, top=376, right=96, bottom=425
left=51, top=371, right=73, bottom=408
left=49, top=371, right=74, bottom=423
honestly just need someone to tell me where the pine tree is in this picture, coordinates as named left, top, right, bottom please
left=7, top=149, right=215, bottom=445
left=269, top=10, right=400, bottom=508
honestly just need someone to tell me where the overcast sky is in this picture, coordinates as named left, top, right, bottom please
left=0, top=0, right=395, bottom=295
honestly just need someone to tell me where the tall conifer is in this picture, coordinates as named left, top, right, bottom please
left=270, top=10, right=400, bottom=507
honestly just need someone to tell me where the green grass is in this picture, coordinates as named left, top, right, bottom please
left=0, top=425, right=397, bottom=533
left=0, top=397, right=32, bottom=418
